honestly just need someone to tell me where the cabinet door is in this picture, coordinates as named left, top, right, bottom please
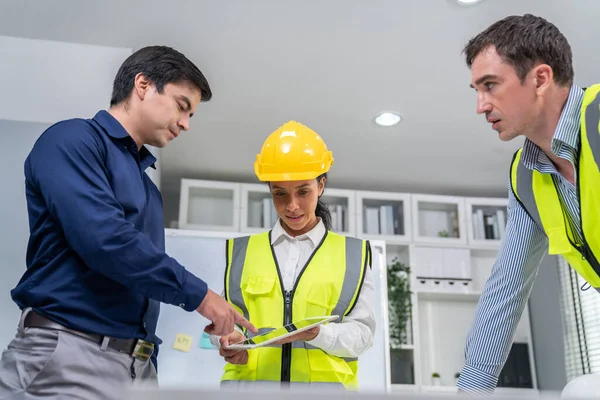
left=178, top=179, right=241, bottom=231
left=412, top=194, right=467, bottom=245
left=442, top=248, right=472, bottom=293
left=413, top=246, right=444, bottom=292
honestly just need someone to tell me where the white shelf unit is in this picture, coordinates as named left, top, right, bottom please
left=412, top=245, right=473, bottom=295
left=178, top=179, right=241, bottom=232
left=465, top=197, right=508, bottom=248
left=415, top=293, right=536, bottom=391
left=408, top=245, right=537, bottom=392
left=412, top=194, right=467, bottom=245
left=175, top=178, right=538, bottom=394
left=356, top=191, right=411, bottom=243
left=240, top=183, right=276, bottom=233
left=321, top=187, right=356, bottom=236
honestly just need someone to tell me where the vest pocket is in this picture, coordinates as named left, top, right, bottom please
left=243, top=276, right=276, bottom=295
left=307, top=350, right=353, bottom=383
left=242, top=276, right=278, bottom=325
left=305, top=298, right=332, bottom=317
left=304, top=284, right=336, bottom=317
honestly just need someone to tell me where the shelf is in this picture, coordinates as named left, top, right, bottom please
left=417, top=291, right=481, bottom=302
left=356, top=191, right=411, bottom=242
left=465, top=197, right=508, bottom=248
left=390, top=384, right=419, bottom=393
left=178, top=179, right=240, bottom=231
left=420, top=385, right=457, bottom=393
left=412, top=194, right=467, bottom=245
left=240, top=183, right=276, bottom=233
left=321, top=188, right=356, bottom=235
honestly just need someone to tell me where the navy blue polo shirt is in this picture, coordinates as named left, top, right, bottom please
left=11, top=110, right=208, bottom=362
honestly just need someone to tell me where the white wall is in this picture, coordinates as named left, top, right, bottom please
left=0, top=35, right=132, bottom=123
left=0, top=120, right=50, bottom=344
left=0, top=36, right=131, bottom=347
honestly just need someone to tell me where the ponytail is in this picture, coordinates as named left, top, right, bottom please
left=316, top=173, right=333, bottom=231
left=316, top=198, right=332, bottom=231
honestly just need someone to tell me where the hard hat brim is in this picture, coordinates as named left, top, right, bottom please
left=255, top=170, right=329, bottom=182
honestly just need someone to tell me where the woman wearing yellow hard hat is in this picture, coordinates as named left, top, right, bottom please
left=213, top=121, right=375, bottom=390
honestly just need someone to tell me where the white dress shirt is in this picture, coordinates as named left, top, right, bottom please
left=210, top=218, right=376, bottom=359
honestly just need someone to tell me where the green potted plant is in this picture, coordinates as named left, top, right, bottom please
left=432, top=372, right=441, bottom=386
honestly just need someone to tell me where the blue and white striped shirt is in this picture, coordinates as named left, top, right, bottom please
left=456, top=85, right=585, bottom=394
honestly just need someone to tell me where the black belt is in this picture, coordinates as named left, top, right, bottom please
left=23, top=310, right=154, bottom=361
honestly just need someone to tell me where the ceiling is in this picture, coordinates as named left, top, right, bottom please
left=1, top=0, right=599, bottom=198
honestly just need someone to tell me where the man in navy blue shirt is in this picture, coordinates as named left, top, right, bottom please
left=0, top=45, right=256, bottom=399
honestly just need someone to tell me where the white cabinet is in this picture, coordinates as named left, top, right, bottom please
left=413, top=246, right=472, bottom=294
left=356, top=191, right=411, bottom=242
left=465, top=197, right=508, bottom=248
left=412, top=194, right=467, bottom=245
left=321, top=188, right=356, bottom=236
left=240, top=183, right=276, bottom=233
left=408, top=245, right=537, bottom=392
left=178, top=179, right=240, bottom=232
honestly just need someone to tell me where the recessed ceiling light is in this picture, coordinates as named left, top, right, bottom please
left=374, top=112, right=402, bottom=127
left=457, top=0, right=482, bottom=4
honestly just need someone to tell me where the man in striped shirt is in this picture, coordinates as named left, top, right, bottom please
left=457, top=14, right=595, bottom=394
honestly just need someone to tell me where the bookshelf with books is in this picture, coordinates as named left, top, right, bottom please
left=465, top=197, right=508, bottom=248
left=356, top=191, right=412, bottom=243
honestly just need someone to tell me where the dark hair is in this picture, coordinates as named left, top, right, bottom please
left=462, top=14, right=573, bottom=87
left=315, top=173, right=333, bottom=231
left=110, top=45, right=212, bottom=107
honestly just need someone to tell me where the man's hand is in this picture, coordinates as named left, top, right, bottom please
left=219, top=331, right=248, bottom=365
left=196, top=289, right=257, bottom=336
left=274, top=326, right=320, bottom=345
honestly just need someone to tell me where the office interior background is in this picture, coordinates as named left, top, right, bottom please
left=1, top=0, right=600, bottom=396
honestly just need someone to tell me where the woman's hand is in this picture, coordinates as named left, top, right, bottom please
left=274, top=326, right=320, bottom=345
left=219, top=330, right=248, bottom=364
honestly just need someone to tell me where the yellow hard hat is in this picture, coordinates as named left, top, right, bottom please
left=254, top=120, right=334, bottom=182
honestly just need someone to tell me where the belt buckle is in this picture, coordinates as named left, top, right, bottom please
left=132, top=340, right=154, bottom=361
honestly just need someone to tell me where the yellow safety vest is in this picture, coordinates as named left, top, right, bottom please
left=222, top=230, right=370, bottom=389
left=510, top=83, right=600, bottom=287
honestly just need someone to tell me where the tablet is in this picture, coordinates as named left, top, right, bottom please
left=224, top=315, right=339, bottom=350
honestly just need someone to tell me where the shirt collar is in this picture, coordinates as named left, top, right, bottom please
left=93, top=110, right=157, bottom=170
left=521, top=84, right=584, bottom=169
left=270, top=217, right=326, bottom=246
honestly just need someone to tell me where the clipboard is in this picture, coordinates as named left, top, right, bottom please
left=224, top=315, right=338, bottom=350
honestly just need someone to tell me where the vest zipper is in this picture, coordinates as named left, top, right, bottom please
left=281, top=290, right=293, bottom=383
left=270, top=230, right=328, bottom=384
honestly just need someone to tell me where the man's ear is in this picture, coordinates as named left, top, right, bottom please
left=532, top=64, right=553, bottom=96
left=133, top=73, right=151, bottom=100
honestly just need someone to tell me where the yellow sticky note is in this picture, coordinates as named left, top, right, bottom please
left=173, top=333, right=193, bottom=352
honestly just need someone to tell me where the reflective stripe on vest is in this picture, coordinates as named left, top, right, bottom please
left=510, top=83, right=600, bottom=287
left=222, top=230, right=368, bottom=388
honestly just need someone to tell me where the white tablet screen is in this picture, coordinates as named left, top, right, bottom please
left=229, top=316, right=337, bottom=347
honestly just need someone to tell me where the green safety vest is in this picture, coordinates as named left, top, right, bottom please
left=221, top=230, right=370, bottom=389
left=510, top=84, right=600, bottom=287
